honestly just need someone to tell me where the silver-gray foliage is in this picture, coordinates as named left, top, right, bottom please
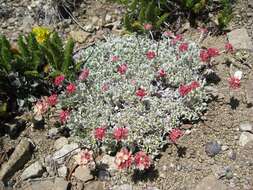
left=59, top=35, right=209, bottom=157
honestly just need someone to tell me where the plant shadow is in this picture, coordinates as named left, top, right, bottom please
left=131, top=166, right=159, bottom=183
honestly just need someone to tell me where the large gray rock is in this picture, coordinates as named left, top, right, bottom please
left=74, top=166, right=93, bottom=182
left=70, top=31, right=91, bottom=43
left=25, top=177, right=69, bottom=190
left=100, top=155, right=117, bottom=175
left=194, top=175, right=228, bottom=190
left=54, top=137, right=68, bottom=150
left=21, top=161, right=44, bottom=180
left=113, top=184, right=133, bottom=190
left=239, top=122, right=253, bottom=133
left=227, top=28, right=253, bottom=51
left=52, top=143, right=79, bottom=164
left=239, top=132, right=253, bottom=146
left=84, top=181, right=104, bottom=190
left=0, top=138, right=34, bottom=183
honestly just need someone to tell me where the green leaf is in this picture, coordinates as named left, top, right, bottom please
left=63, top=38, right=75, bottom=75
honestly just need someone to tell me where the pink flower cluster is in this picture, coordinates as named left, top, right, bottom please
left=199, top=47, right=220, bottom=62
left=115, top=148, right=151, bottom=170
left=59, top=110, right=70, bottom=124
left=136, top=88, right=147, bottom=99
left=179, top=81, right=200, bottom=97
left=228, top=77, right=240, bottom=89
left=146, top=50, right=156, bottom=60
left=76, top=149, right=93, bottom=165
left=144, top=23, right=153, bottom=31
left=168, top=128, right=183, bottom=143
left=117, top=64, right=128, bottom=75
left=54, top=75, right=65, bottom=86
left=94, top=127, right=129, bottom=142
left=79, top=68, right=90, bottom=81
left=179, top=43, right=189, bottom=52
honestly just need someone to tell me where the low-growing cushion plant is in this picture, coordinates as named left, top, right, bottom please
left=53, top=33, right=210, bottom=163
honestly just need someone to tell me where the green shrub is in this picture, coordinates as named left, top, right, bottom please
left=111, top=0, right=232, bottom=32
left=56, top=34, right=210, bottom=157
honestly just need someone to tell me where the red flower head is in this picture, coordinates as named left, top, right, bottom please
left=199, top=49, right=210, bottom=62
left=134, top=151, right=151, bottom=170
left=117, top=64, right=128, bottom=75
left=136, top=88, right=147, bottom=99
left=94, top=127, right=106, bottom=141
left=115, top=148, right=133, bottom=169
left=113, top=127, right=128, bottom=142
left=76, top=149, right=93, bottom=165
left=66, top=83, right=76, bottom=94
left=190, top=81, right=200, bottom=89
left=111, top=56, right=119, bottom=62
left=54, top=75, right=65, bottom=86
left=171, top=34, right=183, bottom=45
left=101, top=83, right=109, bottom=92
left=178, top=84, right=192, bottom=97
left=179, top=43, right=189, bottom=52
left=169, top=128, right=183, bottom=143
left=144, top=23, right=153, bottom=31
left=59, top=110, right=70, bottom=124
left=228, top=77, right=241, bottom=89
left=146, top=51, right=156, bottom=60
left=225, top=43, right=234, bottom=53
left=158, top=69, right=166, bottom=78
left=47, top=94, right=58, bottom=106
left=207, top=47, right=220, bottom=57
left=79, top=68, right=90, bottom=81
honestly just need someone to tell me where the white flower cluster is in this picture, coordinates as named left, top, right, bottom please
left=59, top=35, right=209, bottom=157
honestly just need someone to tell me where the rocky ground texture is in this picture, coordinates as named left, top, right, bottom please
left=1, top=0, right=253, bottom=190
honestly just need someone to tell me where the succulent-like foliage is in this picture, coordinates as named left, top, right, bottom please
left=111, top=0, right=233, bottom=32
left=42, top=32, right=77, bottom=80
left=58, top=35, right=209, bottom=157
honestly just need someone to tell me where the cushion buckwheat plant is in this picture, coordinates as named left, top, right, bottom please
left=56, top=34, right=210, bottom=166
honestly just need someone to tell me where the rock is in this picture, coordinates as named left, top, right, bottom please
left=245, top=75, right=253, bottom=104
left=48, top=128, right=60, bottom=139
left=98, top=170, right=110, bottom=181
left=228, top=150, right=236, bottom=160
left=113, top=184, right=133, bottom=190
left=212, top=165, right=232, bottom=179
left=239, top=132, right=253, bottom=146
left=28, top=180, right=54, bottom=190
left=0, top=138, right=34, bottom=183
left=58, top=165, right=68, bottom=178
left=70, top=31, right=91, bottom=43
left=25, top=177, right=69, bottom=190
left=239, top=122, right=253, bottom=133
left=100, top=155, right=117, bottom=175
left=105, top=14, right=113, bottom=23
left=4, top=119, right=26, bottom=138
left=205, top=141, right=221, bottom=157
left=22, top=16, right=35, bottom=33
left=54, top=178, right=70, bottom=190
left=194, top=175, right=228, bottom=190
left=21, top=161, right=44, bottom=180
left=227, top=28, right=253, bottom=51
left=221, top=145, right=229, bottom=151
left=52, top=143, right=79, bottom=164
left=44, top=155, right=56, bottom=176
left=237, top=141, right=253, bottom=166
left=74, top=166, right=93, bottom=182
left=54, top=137, right=68, bottom=150
left=83, top=181, right=104, bottom=190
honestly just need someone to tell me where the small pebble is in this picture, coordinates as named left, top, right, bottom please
left=205, top=141, right=221, bottom=157
left=228, top=150, right=236, bottom=160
